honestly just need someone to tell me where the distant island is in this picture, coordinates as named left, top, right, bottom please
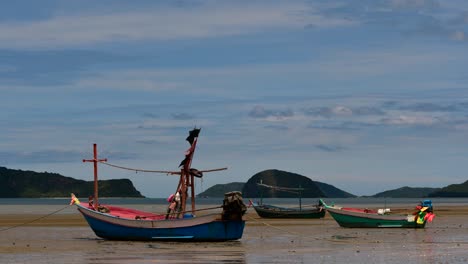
left=428, top=180, right=468, bottom=197
left=2, top=166, right=468, bottom=198
left=197, top=182, right=245, bottom=197
left=0, top=167, right=144, bottom=198
left=198, top=169, right=355, bottom=198
left=197, top=169, right=468, bottom=198
left=369, top=186, right=441, bottom=198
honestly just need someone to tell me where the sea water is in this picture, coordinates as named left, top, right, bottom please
left=1, top=197, right=468, bottom=214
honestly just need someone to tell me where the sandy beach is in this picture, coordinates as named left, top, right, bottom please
left=1, top=204, right=468, bottom=263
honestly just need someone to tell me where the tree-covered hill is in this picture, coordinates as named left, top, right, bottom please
left=429, top=180, right=468, bottom=197
left=197, top=182, right=245, bottom=197
left=242, top=169, right=325, bottom=198
left=315, top=181, right=356, bottom=198
left=370, top=186, right=441, bottom=198
left=0, top=166, right=144, bottom=198
left=197, top=170, right=355, bottom=198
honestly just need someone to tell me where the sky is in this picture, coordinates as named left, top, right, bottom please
left=1, top=0, right=468, bottom=198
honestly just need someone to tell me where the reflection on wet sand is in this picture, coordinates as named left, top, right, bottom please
left=83, top=241, right=247, bottom=264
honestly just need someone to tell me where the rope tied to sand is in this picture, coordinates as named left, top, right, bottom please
left=0, top=204, right=72, bottom=232
left=245, top=215, right=304, bottom=236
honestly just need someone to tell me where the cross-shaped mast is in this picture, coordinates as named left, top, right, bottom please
left=83, top=143, right=107, bottom=210
left=81, top=129, right=226, bottom=216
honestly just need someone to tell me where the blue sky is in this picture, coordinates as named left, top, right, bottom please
left=1, top=0, right=468, bottom=198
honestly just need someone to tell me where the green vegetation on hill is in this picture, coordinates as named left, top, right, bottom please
left=196, top=171, right=355, bottom=198
left=197, top=182, right=245, bottom=197
left=429, top=180, right=468, bottom=197
left=0, top=167, right=144, bottom=198
left=242, top=169, right=325, bottom=198
left=315, top=181, right=356, bottom=198
left=4, top=165, right=467, bottom=198
left=371, top=186, right=440, bottom=198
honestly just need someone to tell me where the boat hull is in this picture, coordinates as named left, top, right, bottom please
left=253, top=204, right=326, bottom=219
left=77, top=205, right=245, bottom=241
left=325, top=207, right=425, bottom=228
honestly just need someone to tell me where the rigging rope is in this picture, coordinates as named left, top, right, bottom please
left=0, top=204, right=72, bottom=232
left=257, top=183, right=307, bottom=195
left=257, top=183, right=305, bottom=192
left=98, top=161, right=178, bottom=174
left=99, top=161, right=227, bottom=175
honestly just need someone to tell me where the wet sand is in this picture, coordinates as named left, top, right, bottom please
left=1, top=205, right=468, bottom=263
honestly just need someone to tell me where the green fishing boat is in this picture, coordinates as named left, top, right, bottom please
left=321, top=199, right=435, bottom=228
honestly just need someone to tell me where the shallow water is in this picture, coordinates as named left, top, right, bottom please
left=1, top=197, right=468, bottom=214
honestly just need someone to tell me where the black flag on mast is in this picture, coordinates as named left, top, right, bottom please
left=186, top=128, right=200, bottom=145
left=179, top=128, right=201, bottom=168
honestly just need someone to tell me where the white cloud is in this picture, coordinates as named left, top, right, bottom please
left=0, top=2, right=357, bottom=49
left=137, top=118, right=212, bottom=130
left=0, top=65, right=16, bottom=73
left=60, top=44, right=465, bottom=94
left=314, top=49, right=454, bottom=78
left=381, top=114, right=438, bottom=126
left=388, top=0, right=440, bottom=10
left=454, top=123, right=468, bottom=131
left=331, top=106, right=353, bottom=116
left=451, top=30, right=465, bottom=41
left=75, top=76, right=185, bottom=92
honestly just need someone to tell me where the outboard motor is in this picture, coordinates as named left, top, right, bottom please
left=222, top=191, right=247, bottom=220
left=421, top=200, right=433, bottom=213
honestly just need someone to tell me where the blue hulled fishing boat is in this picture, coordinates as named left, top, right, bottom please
left=71, top=128, right=246, bottom=241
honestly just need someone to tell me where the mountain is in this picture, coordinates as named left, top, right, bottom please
left=197, top=182, right=245, bottom=197
left=371, top=186, right=440, bottom=198
left=428, top=180, right=468, bottom=197
left=315, top=181, right=356, bottom=198
left=0, top=166, right=144, bottom=198
left=242, top=169, right=325, bottom=198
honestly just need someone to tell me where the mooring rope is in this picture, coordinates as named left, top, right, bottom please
left=0, top=204, right=72, bottom=232
left=245, top=215, right=303, bottom=236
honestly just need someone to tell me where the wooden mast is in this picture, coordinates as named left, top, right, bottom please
left=81, top=129, right=225, bottom=217
left=177, top=128, right=200, bottom=216
left=187, top=135, right=198, bottom=215
left=83, top=144, right=107, bottom=210
left=190, top=173, right=195, bottom=213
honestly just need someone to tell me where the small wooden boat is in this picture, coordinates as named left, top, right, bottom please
left=321, top=199, right=435, bottom=228
left=71, top=128, right=247, bottom=241
left=251, top=183, right=326, bottom=219
left=74, top=192, right=245, bottom=241
left=251, top=201, right=325, bottom=219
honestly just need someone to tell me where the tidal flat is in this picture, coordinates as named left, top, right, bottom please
left=1, top=203, right=467, bottom=263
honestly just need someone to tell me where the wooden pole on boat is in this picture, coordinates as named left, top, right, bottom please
left=190, top=173, right=195, bottom=214
left=177, top=128, right=201, bottom=216
left=180, top=169, right=187, bottom=216
left=186, top=137, right=198, bottom=215
left=185, top=130, right=199, bottom=215
left=83, top=144, right=107, bottom=210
